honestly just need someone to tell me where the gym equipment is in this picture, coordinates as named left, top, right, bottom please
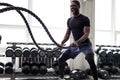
left=39, top=63, right=47, bottom=75
left=30, top=47, right=38, bottom=57
left=97, top=68, right=110, bottom=79
left=30, top=62, right=39, bottom=75
left=39, top=49, right=46, bottom=57
left=5, top=47, right=14, bottom=57
left=0, top=62, right=4, bottom=74
left=22, top=61, right=30, bottom=74
left=70, top=69, right=87, bottom=80
left=53, top=48, right=62, bottom=58
left=14, top=47, right=22, bottom=57
left=46, top=48, right=54, bottom=68
left=106, top=50, right=114, bottom=66
left=5, top=62, right=13, bottom=74
left=22, top=47, right=30, bottom=57
left=52, top=61, right=59, bottom=75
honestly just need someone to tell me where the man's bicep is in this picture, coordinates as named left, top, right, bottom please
left=84, top=26, right=90, bottom=34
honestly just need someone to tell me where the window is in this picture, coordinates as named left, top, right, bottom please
left=0, top=0, right=28, bottom=25
left=95, top=0, right=112, bottom=30
left=115, top=0, right=120, bottom=31
left=0, top=0, right=70, bottom=46
left=95, top=0, right=120, bottom=45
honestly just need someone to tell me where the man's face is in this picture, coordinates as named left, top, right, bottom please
left=70, top=2, right=79, bottom=15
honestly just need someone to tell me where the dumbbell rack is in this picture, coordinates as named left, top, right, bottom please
left=0, top=42, right=70, bottom=80
left=95, top=45, right=120, bottom=79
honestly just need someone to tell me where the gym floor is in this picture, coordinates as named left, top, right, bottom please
left=0, top=74, right=120, bottom=80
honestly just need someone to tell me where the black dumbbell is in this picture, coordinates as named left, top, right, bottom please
left=30, top=62, right=39, bottom=75
left=5, top=62, right=13, bottom=74
left=70, top=69, right=81, bottom=80
left=97, top=68, right=110, bottom=79
left=39, top=63, right=47, bottom=75
left=22, top=47, right=30, bottom=57
left=30, top=47, right=38, bottom=57
left=0, top=62, right=4, bottom=74
left=5, top=47, right=14, bottom=57
left=39, top=50, right=46, bottom=57
left=99, top=49, right=107, bottom=57
left=14, top=47, right=22, bottom=57
left=52, top=61, right=59, bottom=75
left=70, top=69, right=87, bottom=80
left=22, top=61, right=30, bottom=74
left=53, top=48, right=62, bottom=58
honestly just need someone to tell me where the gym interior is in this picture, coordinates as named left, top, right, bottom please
left=0, top=0, right=120, bottom=80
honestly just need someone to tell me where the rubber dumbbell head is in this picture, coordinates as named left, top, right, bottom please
left=5, top=47, right=14, bottom=57
left=15, top=47, right=22, bottom=57
left=39, top=63, right=47, bottom=75
left=30, top=47, right=38, bottom=57
left=22, top=61, right=30, bottom=74
left=22, top=47, right=30, bottom=57
left=0, top=62, right=4, bottom=74
left=30, top=62, right=39, bottom=75
left=5, top=62, right=13, bottom=74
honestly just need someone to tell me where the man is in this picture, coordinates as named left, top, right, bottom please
left=58, top=0, right=98, bottom=80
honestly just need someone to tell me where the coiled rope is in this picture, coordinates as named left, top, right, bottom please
left=0, top=2, right=70, bottom=52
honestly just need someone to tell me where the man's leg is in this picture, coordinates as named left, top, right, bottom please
left=85, top=53, right=98, bottom=80
left=58, top=50, right=70, bottom=79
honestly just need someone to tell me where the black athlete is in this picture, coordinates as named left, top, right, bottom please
left=58, top=0, right=98, bottom=80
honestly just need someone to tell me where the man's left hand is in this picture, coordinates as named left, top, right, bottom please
left=70, top=41, right=78, bottom=47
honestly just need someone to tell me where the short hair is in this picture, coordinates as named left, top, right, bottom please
left=71, top=0, right=80, bottom=8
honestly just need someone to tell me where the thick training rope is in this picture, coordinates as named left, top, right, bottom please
left=0, top=2, right=69, bottom=52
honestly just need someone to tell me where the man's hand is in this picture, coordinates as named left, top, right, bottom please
left=70, top=41, right=78, bottom=47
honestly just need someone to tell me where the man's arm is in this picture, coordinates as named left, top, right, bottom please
left=61, top=28, right=71, bottom=45
left=76, top=26, right=90, bottom=44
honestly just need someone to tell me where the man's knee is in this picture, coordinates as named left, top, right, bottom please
left=58, top=53, right=69, bottom=64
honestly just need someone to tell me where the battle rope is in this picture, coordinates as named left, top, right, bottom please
left=0, top=2, right=70, bottom=52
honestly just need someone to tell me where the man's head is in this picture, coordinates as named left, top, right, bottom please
left=70, top=0, right=80, bottom=15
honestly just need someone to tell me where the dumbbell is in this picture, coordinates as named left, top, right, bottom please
left=53, top=48, right=62, bottom=58
left=39, top=63, right=47, bottom=75
left=22, top=47, right=30, bottom=57
left=5, top=47, right=14, bottom=57
left=14, top=47, right=22, bottom=57
left=5, top=62, right=13, bottom=74
left=22, top=61, right=30, bottom=74
left=30, top=47, right=38, bottom=57
left=39, top=49, right=46, bottom=57
left=97, top=68, right=110, bottom=79
left=70, top=69, right=87, bottom=80
left=99, top=49, right=107, bottom=57
left=52, top=61, right=59, bottom=75
left=0, top=62, right=4, bottom=74
left=95, top=47, right=101, bottom=55
left=30, top=62, right=39, bottom=75
left=110, top=66, right=118, bottom=74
